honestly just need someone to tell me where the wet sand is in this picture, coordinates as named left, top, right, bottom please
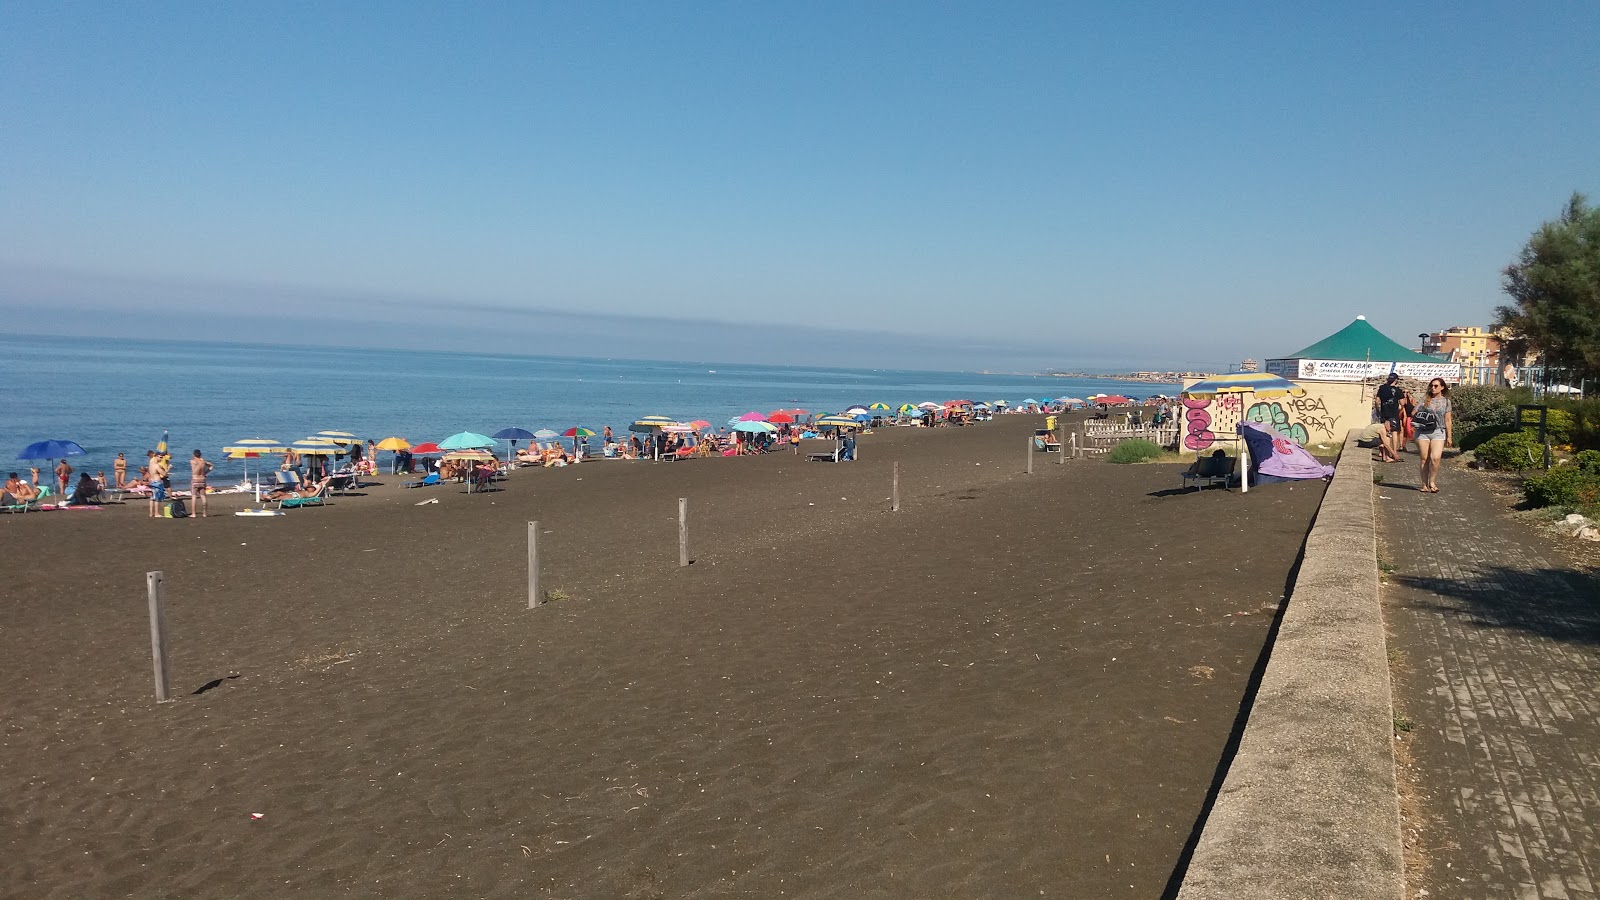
left=1, top=416, right=1325, bottom=898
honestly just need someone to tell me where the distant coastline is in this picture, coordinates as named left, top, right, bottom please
left=979, top=370, right=1204, bottom=384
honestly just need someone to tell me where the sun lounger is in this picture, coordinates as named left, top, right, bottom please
left=276, top=481, right=331, bottom=510
left=1182, top=454, right=1236, bottom=490
left=402, top=473, right=442, bottom=488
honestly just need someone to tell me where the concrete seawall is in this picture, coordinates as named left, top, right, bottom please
left=1177, top=432, right=1403, bottom=900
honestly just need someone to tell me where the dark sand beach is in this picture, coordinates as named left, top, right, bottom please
left=2, top=416, right=1325, bottom=898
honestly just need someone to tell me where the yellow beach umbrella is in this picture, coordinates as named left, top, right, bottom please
left=375, top=436, right=411, bottom=451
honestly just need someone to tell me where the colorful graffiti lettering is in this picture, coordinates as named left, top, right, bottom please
left=1183, top=397, right=1215, bottom=450
left=1245, top=401, right=1311, bottom=445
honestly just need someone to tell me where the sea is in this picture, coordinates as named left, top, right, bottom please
left=1, top=333, right=1178, bottom=484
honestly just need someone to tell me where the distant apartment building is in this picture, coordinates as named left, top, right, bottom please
left=1422, top=326, right=1501, bottom=368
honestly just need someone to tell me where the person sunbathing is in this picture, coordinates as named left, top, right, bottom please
left=265, top=477, right=328, bottom=501
left=4, top=473, right=38, bottom=502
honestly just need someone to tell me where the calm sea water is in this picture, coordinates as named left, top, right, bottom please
left=1, top=334, right=1176, bottom=484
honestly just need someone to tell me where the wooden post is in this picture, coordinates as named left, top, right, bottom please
left=1059, top=419, right=1066, bottom=464
left=147, top=571, right=171, bottom=702
left=1026, top=435, right=1033, bottom=475
left=678, top=498, right=689, bottom=567
left=892, top=461, right=900, bottom=512
left=527, top=521, right=542, bottom=608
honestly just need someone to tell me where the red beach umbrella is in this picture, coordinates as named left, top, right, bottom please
left=767, top=412, right=796, bottom=424
left=410, top=442, right=441, bottom=455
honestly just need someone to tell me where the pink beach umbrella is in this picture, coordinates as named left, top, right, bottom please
left=737, top=411, right=767, bottom=422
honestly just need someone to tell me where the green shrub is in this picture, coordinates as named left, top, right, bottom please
left=1517, top=408, right=1575, bottom=445
left=1522, top=466, right=1600, bottom=508
left=1459, top=424, right=1511, bottom=452
left=1574, top=449, right=1600, bottom=473
left=1449, top=385, right=1524, bottom=433
left=1474, top=431, right=1540, bottom=471
left=1107, top=439, right=1165, bottom=464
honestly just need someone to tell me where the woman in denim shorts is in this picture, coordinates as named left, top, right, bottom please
left=1414, top=379, right=1453, bottom=493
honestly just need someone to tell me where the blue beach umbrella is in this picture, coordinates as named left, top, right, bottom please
left=492, top=427, right=537, bottom=463
left=18, top=439, right=87, bottom=460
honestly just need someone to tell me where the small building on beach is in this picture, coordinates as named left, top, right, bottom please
left=1181, top=316, right=1460, bottom=453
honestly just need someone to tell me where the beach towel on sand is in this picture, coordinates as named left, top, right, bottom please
left=1240, top=422, right=1335, bottom=480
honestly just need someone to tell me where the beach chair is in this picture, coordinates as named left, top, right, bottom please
left=401, top=473, right=442, bottom=489
left=1182, top=453, right=1236, bottom=491
left=276, top=481, right=330, bottom=510
left=1, top=496, right=36, bottom=514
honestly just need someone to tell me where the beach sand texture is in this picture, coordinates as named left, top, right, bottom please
left=1, top=417, right=1323, bottom=898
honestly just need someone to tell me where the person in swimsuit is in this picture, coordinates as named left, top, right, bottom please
left=55, top=458, right=74, bottom=495
left=114, top=452, right=128, bottom=488
left=190, top=450, right=214, bottom=517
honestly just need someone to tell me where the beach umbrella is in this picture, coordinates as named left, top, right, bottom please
left=491, top=427, right=536, bottom=464
left=869, top=402, right=892, bottom=412
left=815, top=415, right=858, bottom=429
left=945, top=399, right=973, bottom=407
left=771, top=408, right=809, bottom=420
left=1181, top=373, right=1306, bottom=398
left=732, top=420, right=777, bottom=433
left=632, top=415, right=677, bottom=429
left=442, top=448, right=497, bottom=492
left=439, top=431, right=496, bottom=451
left=530, top=429, right=558, bottom=441
left=562, top=426, right=597, bottom=455
left=767, top=412, right=796, bottom=424
left=688, top=419, right=712, bottom=429
left=222, top=438, right=288, bottom=455
left=375, top=437, right=411, bottom=451
left=994, top=399, right=1009, bottom=406
left=737, top=411, right=767, bottom=422
left=312, top=430, right=361, bottom=444
left=290, top=438, right=343, bottom=456
left=410, top=442, right=441, bottom=455
left=17, top=439, right=87, bottom=460
left=843, top=406, right=869, bottom=416
left=897, top=403, right=919, bottom=416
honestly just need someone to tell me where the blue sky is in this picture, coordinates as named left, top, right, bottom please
left=2, top=2, right=1596, bottom=371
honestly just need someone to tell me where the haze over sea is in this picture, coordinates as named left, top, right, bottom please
left=3, top=334, right=1176, bottom=484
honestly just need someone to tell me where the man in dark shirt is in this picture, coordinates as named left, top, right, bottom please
left=1374, top=373, right=1404, bottom=462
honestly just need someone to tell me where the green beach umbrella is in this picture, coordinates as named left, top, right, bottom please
left=439, top=431, right=496, bottom=451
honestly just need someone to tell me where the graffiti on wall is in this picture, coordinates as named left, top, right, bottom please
left=1184, top=392, right=1342, bottom=450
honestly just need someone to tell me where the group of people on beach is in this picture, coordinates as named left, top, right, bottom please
left=1372, top=373, right=1455, bottom=493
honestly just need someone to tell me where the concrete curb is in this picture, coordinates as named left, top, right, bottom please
left=1177, top=431, right=1403, bottom=900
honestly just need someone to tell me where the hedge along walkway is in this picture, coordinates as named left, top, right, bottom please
left=1380, top=463, right=1600, bottom=899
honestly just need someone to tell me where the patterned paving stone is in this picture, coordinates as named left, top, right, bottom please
left=1379, top=467, right=1600, bottom=899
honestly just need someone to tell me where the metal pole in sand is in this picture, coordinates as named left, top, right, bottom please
left=147, top=571, right=171, bottom=702
left=1239, top=440, right=1251, bottom=494
left=527, top=522, right=542, bottom=608
left=892, top=461, right=900, bottom=512
left=678, top=498, right=689, bottom=567
left=1026, top=435, right=1033, bottom=475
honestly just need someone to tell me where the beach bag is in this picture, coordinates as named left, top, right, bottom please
left=167, top=498, right=189, bottom=518
left=1411, top=405, right=1439, bottom=435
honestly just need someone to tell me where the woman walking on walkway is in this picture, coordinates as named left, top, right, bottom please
left=1414, top=378, right=1453, bottom=493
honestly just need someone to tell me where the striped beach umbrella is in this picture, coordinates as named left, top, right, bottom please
left=311, top=430, right=361, bottom=444
left=222, top=439, right=288, bottom=455
left=869, top=402, right=892, bottom=412
left=1182, top=372, right=1306, bottom=398
left=290, top=438, right=344, bottom=456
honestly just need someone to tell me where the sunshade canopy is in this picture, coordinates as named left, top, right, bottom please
left=439, top=432, right=496, bottom=450
left=732, top=421, right=777, bottom=433
left=311, top=430, right=361, bottom=444
left=290, top=438, right=344, bottom=455
left=1183, top=373, right=1306, bottom=398
left=1280, top=316, right=1438, bottom=363
left=222, top=439, right=288, bottom=455
left=492, top=427, right=535, bottom=441
left=410, top=442, right=442, bottom=454
left=375, top=437, right=411, bottom=451
left=17, top=439, right=87, bottom=460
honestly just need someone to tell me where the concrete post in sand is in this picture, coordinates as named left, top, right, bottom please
left=146, top=571, right=171, bottom=702
left=527, top=522, right=542, bottom=609
left=1239, top=439, right=1251, bottom=494
left=1071, top=431, right=1078, bottom=458
left=1026, top=435, right=1033, bottom=475
left=892, top=461, right=900, bottom=512
left=678, top=498, right=689, bottom=567
left=1059, top=419, right=1066, bottom=464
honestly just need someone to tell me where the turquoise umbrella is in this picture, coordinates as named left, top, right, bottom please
left=439, top=431, right=496, bottom=451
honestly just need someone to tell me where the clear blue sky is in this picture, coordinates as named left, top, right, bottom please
left=3, top=2, right=1596, bottom=371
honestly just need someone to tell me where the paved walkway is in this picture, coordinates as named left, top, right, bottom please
left=1379, top=460, right=1600, bottom=899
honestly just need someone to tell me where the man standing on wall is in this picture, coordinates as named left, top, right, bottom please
left=1373, top=373, right=1404, bottom=463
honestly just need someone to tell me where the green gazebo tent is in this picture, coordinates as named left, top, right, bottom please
left=1266, top=316, right=1460, bottom=382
